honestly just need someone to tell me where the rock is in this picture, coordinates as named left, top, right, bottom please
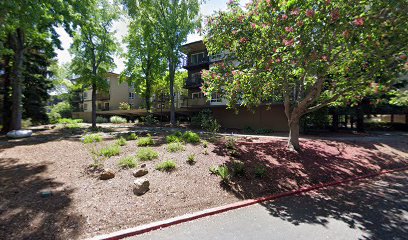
left=6, top=130, right=33, bottom=139
left=140, top=163, right=147, bottom=168
left=133, top=178, right=150, bottom=196
left=133, top=168, right=148, bottom=178
left=99, top=169, right=115, bottom=180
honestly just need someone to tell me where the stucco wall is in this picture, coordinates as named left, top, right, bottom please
left=109, top=74, right=129, bottom=110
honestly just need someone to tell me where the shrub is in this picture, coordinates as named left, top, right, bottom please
left=209, top=166, right=218, bottom=174
left=167, top=142, right=185, bottom=152
left=119, top=102, right=131, bottom=110
left=232, top=160, right=245, bottom=176
left=99, top=144, right=121, bottom=157
left=96, top=116, right=109, bottom=123
left=187, top=154, right=196, bottom=165
left=156, top=160, right=176, bottom=172
left=137, top=136, right=154, bottom=146
left=22, top=118, right=33, bottom=128
left=126, top=132, right=138, bottom=140
left=254, top=165, right=267, bottom=178
left=137, top=148, right=159, bottom=161
left=210, top=165, right=230, bottom=182
left=182, top=131, right=200, bottom=144
left=48, top=102, right=72, bottom=123
left=58, top=118, right=83, bottom=124
left=191, top=109, right=220, bottom=133
left=174, top=131, right=182, bottom=137
left=225, top=137, right=236, bottom=150
left=83, top=133, right=103, bottom=144
left=166, top=134, right=181, bottom=143
left=143, top=114, right=159, bottom=125
left=116, top=137, right=127, bottom=146
left=110, top=115, right=127, bottom=124
left=118, top=156, right=137, bottom=169
left=202, top=140, right=209, bottom=148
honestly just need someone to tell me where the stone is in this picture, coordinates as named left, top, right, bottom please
left=6, top=130, right=32, bottom=139
left=133, top=168, right=148, bottom=178
left=99, top=169, right=115, bottom=180
left=133, top=178, right=150, bottom=196
left=140, top=163, right=147, bottom=168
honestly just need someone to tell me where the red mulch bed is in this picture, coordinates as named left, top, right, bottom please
left=0, top=127, right=407, bottom=239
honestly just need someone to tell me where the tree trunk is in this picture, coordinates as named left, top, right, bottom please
left=10, top=28, right=25, bottom=130
left=288, top=119, right=301, bottom=152
left=168, top=59, right=176, bottom=125
left=356, top=103, right=365, bottom=132
left=91, top=82, right=97, bottom=128
left=1, top=49, right=12, bottom=132
left=332, top=109, right=339, bottom=132
left=145, top=76, right=151, bottom=111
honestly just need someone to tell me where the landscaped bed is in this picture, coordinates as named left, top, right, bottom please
left=0, top=126, right=407, bottom=239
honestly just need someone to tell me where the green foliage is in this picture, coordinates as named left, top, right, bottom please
left=225, top=137, right=237, bottom=150
left=48, top=102, right=72, bottom=124
left=192, top=109, right=220, bottom=133
left=137, top=136, right=154, bottom=146
left=110, top=116, right=127, bottom=124
left=58, top=118, right=83, bottom=124
left=96, top=116, right=109, bottom=123
left=156, top=160, right=177, bottom=172
left=119, top=102, right=131, bottom=110
left=182, top=131, right=200, bottom=144
left=209, top=166, right=218, bottom=175
left=137, top=148, right=159, bottom=161
left=210, top=165, right=230, bottom=182
left=116, top=137, right=127, bottom=146
left=118, top=156, right=137, bottom=169
left=21, top=119, right=32, bottom=129
left=143, top=114, right=159, bottom=125
left=166, top=132, right=182, bottom=143
left=167, top=142, right=185, bottom=153
left=126, top=132, right=138, bottom=140
left=202, top=140, right=209, bottom=148
left=389, top=90, right=408, bottom=106
left=254, top=165, right=267, bottom=179
left=99, top=144, right=121, bottom=157
left=231, top=160, right=245, bottom=176
left=203, top=149, right=209, bottom=155
left=187, top=154, right=196, bottom=165
left=83, top=134, right=103, bottom=144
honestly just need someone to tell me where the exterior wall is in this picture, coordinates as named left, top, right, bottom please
left=108, top=73, right=129, bottom=110
left=212, top=105, right=288, bottom=131
left=72, top=111, right=93, bottom=123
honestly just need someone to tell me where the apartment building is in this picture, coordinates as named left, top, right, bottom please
left=180, top=40, right=289, bottom=131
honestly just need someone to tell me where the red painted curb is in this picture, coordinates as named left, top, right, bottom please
left=88, top=166, right=408, bottom=240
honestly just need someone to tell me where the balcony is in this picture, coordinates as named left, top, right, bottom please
left=184, top=76, right=203, bottom=89
left=181, top=97, right=209, bottom=108
left=182, top=55, right=209, bottom=68
left=96, top=92, right=110, bottom=101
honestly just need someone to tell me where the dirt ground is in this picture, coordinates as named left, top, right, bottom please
left=0, top=125, right=407, bottom=239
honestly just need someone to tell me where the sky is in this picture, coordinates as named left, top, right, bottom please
left=55, top=0, right=248, bottom=73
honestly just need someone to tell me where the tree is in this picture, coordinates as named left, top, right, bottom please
left=121, top=15, right=165, bottom=111
left=123, top=0, right=201, bottom=125
left=202, top=0, right=407, bottom=151
left=0, top=0, right=92, bottom=130
left=70, top=0, right=120, bottom=128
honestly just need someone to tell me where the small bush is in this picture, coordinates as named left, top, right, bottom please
left=118, top=156, right=137, bottom=169
left=116, top=137, right=127, bottom=146
left=174, top=131, right=182, bottom=137
left=182, top=131, right=200, bottom=144
left=96, top=116, right=109, bottom=123
left=232, top=160, right=245, bottom=176
left=187, top=154, right=196, bottom=165
left=166, top=134, right=181, bottom=143
left=126, top=132, right=138, bottom=140
left=156, top=160, right=176, bottom=172
left=191, top=109, right=220, bottom=133
left=209, top=166, right=218, bottom=175
left=225, top=137, right=236, bottom=150
left=110, top=115, right=127, bottom=124
left=99, top=144, right=121, bottom=157
left=209, top=165, right=230, bottom=182
left=137, top=148, right=159, bottom=161
left=137, top=136, right=154, bottom=146
left=167, top=142, right=185, bottom=152
left=254, top=165, right=267, bottom=178
left=119, top=102, right=131, bottom=110
left=83, top=133, right=103, bottom=144
left=143, top=114, right=159, bottom=125
left=58, top=118, right=83, bottom=124
left=202, top=140, right=209, bottom=148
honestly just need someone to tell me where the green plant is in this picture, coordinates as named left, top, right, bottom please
left=203, top=149, right=209, bottom=155
left=119, top=102, right=131, bottom=110
left=110, top=115, right=127, bottom=124
left=202, top=140, right=208, bottom=148
left=96, top=116, right=109, bottom=123
left=99, top=144, right=121, bottom=157
left=187, top=154, right=196, bottom=164
left=136, top=148, right=159, bottom=161
left=225, top=137, right=236, bottom=150
left=182, top=131, right=200, bottom=144
left=137, top=136, right=154, bottom=146
left=166, top=134, right=181, bottom=143
left=191, top=109, right=220, bottom=133
left=156, top=160, right=176, bottom=172
left=254, top=165, right=267, bottom=179
left=116, top=137, right=127, bottom=146
left=48, top=102, right=72, bottom=124
left=126, top=132, right=138, bottom=140
left=232, top=160, right=245, bottom=176
left=58, top=118, right=83, bottom=124
left=118, top=156, right=137, bottom=169
left=174, top=131, right=182, bottom=137
left=209, top=166, right=218, bottom=174
left=210, top=165, right=230, bottom=182
left=89, top=147, right=104, bottom=169
left=83, top=133, right=103, bottom=144
left=143, top=114, right=159, bottom=125
left=167, top=142, right=185, bottom=152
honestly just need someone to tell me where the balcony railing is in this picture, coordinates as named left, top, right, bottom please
left=181, top=97, right=209, bottom=108
left=182, top=56, right=209, bottom=68
left=184, top=76, right=203, bottom=88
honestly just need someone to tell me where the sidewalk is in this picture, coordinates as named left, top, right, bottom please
left=127, top=171, right=408, bottom=240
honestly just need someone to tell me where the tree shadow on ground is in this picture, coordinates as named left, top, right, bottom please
left=0, top=158, right=84, bottom=240
left=261, top=172, right=408, bottom=240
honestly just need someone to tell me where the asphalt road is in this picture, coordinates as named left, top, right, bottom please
left=126, top=171, right=408, bottom=240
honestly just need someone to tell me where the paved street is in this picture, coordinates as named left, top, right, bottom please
left=128, top=171, right=408, bottom=240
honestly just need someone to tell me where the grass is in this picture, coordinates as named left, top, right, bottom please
left=137, top=135, right=154, bottom=146
left=99, top=144, right=121, bottom=157
left=118, top=156, right=137, bottom=169
left=167, top=142, right=185, bottom=152
left=156, top=160, right=176, bottom=172
left=136, top=148, right=159, bottom=161
left=116, top=137, right=127, bottom=146
left=182, top=131, right=200, bottom=144
left=187, top=154, right=196, bottom=165
left=126, top=132, right=138, bottom=140
left=166, top=135, right=181, bottom=143
left=83, top=133, right=103, bottom=144
left=58, top=118, right=83, bottom=124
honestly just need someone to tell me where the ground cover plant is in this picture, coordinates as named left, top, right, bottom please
left=156, top=160, right=177, bottom=172
left=136, top=148, right=159, bottom=161
left=83, top=133, right=103, bottom=144
left=182, top=131, right=200, bottom=144
left=137, top=135, right=154, bottom=146
left=99, top=144, right=121, bottom=157
left=167, top=142, right=185, bottom=152
left=110, top=116, right=127, bottom=124
left=116, top=137, right=127, bottom=146
left=118, top=156, right=137, bottom=169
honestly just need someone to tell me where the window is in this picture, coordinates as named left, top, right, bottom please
left=104, top=102, right=109, bottom=110
left=190, top=52, right=206, bottom=65
left=129, top=92, right=135, bottom=99
left=210, top=93, right=222, bottom=103
left=192, top=92, right=204, bottom=99
left=83, top=92, right=88, bottom=99
left=83, top=103, right=88, bottom=111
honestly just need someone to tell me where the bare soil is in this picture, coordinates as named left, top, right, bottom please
left=0, top=125, right=407, bottom=239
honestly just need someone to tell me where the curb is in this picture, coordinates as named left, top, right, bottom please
left=89, top=166, right=408, bottom=240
